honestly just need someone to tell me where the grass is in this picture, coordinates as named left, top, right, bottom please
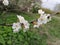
left=0, top=11, right=60, bottom=45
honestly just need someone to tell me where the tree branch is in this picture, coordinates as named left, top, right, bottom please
left=0, top=23, right=12, bottom=26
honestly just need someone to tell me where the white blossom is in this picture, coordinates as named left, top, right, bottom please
left=41, top=14, right=48, bottom=24
left=17, top=15, right=30, bottom=32
left=23, top=20, right=30, bottom=32
left=17, top=15, right=25, bottom=23
left=38, top=9, right=45, bottom=15
left=24, top=21, right=30, bottom=28
left=12, top=22, right=21, bottom=33
left=38, top=14, right=46, bottom=24
left=33, top=25, right=39, bottom=28
left=39, top=13, right=51, bottom=24
left=13, top=29, right=19, bottom=33
left=33, top=13, right=51, bottom=28
left=40, top=14, right=51, bottom=24
left=47, top=14, right=51, bottom=22
left=31, top=3, right=35, bottom=6
left=3, top=0, right=9, bottom=6
left=33, top=19, right=42, bottom=28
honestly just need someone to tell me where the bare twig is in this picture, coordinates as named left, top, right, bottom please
left=0, top=23, right=12, bottom=26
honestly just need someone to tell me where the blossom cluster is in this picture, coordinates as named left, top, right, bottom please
left=12, top=15, right=30, bottom=33
left=33, top=9, right=51, bottom=28
left=3, top=0, right=9, bottom=6
left=12, top=9, right=51, bottom=33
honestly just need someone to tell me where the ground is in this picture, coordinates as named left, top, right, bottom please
left=0, top=12, right=60, bottom=45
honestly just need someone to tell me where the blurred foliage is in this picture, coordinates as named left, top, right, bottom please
left=0, top=0, right=60, bottom=45
left=0, top=0, right=42, bottom=13
left=31, top=3, right=40, bottom=13
left=0, top=12, right=60, bottom=45
left=0, top=12, right=47, bottom=45
left=0, top=25, right=47, bottom=45
left=41, top=8, right=54, bottom=14
left=0, top=26, right=12, bottom=45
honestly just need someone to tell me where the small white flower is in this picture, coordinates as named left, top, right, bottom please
left=33, top=25, right=39, bottom=28
left=33, top=13, right=51, bottom=28
left=17, top=15, right=30, bottom=32
left=23, top=20, right=30, bottom=32
left=38, top=9, right=45, bottom=15
left=40, top=14, right=51, bottom=24
left=39, top=14, right=51, bottom=24
left=38, top=14, right=46, bottom=24
left=13, top=29, right=19, bottom=33
left=12, top=22, right=21, bottom=33
left=23, top=25, right=29, bottom=32
left=17, top=15, right=25, bottom=23
left=31, top=3, right=35, bottom=6
left=41, top=14, right=48, bottom=24
left=47, top=14, right=51, bottom=22
left=3, top=0, right=9, bottom=6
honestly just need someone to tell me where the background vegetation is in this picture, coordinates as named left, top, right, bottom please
left=0, top=0, right=60, bottom=45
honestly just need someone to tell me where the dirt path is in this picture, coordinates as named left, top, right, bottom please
left=52, top=16, right=60, bottom=20
left=46, top=15, right=60, bottom=45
